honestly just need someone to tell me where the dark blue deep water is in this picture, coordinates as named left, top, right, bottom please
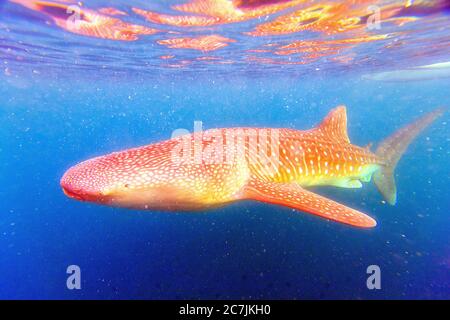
left=0, top=0, right=449, bottom=299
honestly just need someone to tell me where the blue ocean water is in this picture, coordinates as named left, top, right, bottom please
left=1, top=0, right=449, bottom=299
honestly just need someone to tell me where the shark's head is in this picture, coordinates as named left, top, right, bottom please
left=60, top=144, right=205, bottom=210
left=60, top=154, right=135, bottom=206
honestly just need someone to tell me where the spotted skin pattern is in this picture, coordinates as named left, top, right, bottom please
left=61, top=106, right=443, bottom=228
left=244, top=180, right=377, bottom=227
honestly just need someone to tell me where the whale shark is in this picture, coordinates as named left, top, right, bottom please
left=61, top=106, right=444, bottom=228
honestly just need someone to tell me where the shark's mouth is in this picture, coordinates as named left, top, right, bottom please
left=62, top=186, right=86, bottom=201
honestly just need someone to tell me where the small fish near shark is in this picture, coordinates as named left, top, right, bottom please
left=61, top=106, right=445, bottom=228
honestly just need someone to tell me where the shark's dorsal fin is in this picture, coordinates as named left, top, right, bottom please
left=317, top=105, right=350, bottom=144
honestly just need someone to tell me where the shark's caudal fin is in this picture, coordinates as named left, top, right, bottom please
left=374, top=107, right=445, bottom=205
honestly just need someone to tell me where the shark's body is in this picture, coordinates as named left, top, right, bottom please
left=61, top=106, right=444, bottom=228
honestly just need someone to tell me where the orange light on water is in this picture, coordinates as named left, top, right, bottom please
left=10, top=0, right=159, bottom=41
left=8, top=0, right=449, bottom=66
left=158, top=35, right=236, bottom=52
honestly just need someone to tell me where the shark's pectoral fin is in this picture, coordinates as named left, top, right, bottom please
left=243, top=179, right=376, bottom=228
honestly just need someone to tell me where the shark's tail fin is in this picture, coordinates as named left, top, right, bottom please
left=373, top=107, right=445, bottom=205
